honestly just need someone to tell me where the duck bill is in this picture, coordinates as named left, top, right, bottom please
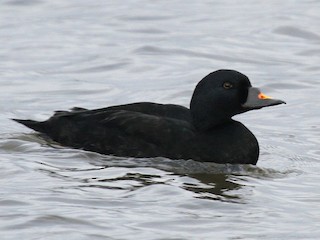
left=242, top=87, right=286, bottom=110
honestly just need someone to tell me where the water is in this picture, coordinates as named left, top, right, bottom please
left=1, top=0, right=320, bottom=239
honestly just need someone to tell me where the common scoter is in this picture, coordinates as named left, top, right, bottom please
left=13, top=70, right=285, bottom=164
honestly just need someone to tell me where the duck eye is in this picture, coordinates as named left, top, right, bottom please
left=223, top=82, right=233, bottom=89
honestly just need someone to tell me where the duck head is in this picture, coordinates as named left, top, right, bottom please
left=190, top=69, right=286, bottom=131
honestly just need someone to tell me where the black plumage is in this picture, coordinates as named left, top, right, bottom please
left=13, top=69, right=285, bottom=164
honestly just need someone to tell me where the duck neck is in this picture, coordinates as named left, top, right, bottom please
left=191, top=109, right=232, bottom=132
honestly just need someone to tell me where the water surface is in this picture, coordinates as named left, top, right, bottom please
left=1, top=1, right=320, bottom=239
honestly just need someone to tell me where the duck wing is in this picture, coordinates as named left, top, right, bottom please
left=13, top=106, right=195, bottom=158
left=88, top=102, right=192, bottom=122
left=98, top=110, right=195, bottom=157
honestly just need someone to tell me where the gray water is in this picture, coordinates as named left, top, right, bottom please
left=1, top=0, right=320, bottom=239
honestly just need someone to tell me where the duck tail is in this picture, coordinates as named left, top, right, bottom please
left=12, top=119, right=47, bottom=133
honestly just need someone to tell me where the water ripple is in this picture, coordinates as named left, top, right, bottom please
left=274, top=26, right=320, bottom=41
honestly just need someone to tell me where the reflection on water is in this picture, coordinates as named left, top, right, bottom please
left=19, top=132, right=296, bottom=205
left=37, top=158, right=249, bottom=203
left=3, top=132, right=302, bottom=207
left=184, top=173, right=244, bottom=202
